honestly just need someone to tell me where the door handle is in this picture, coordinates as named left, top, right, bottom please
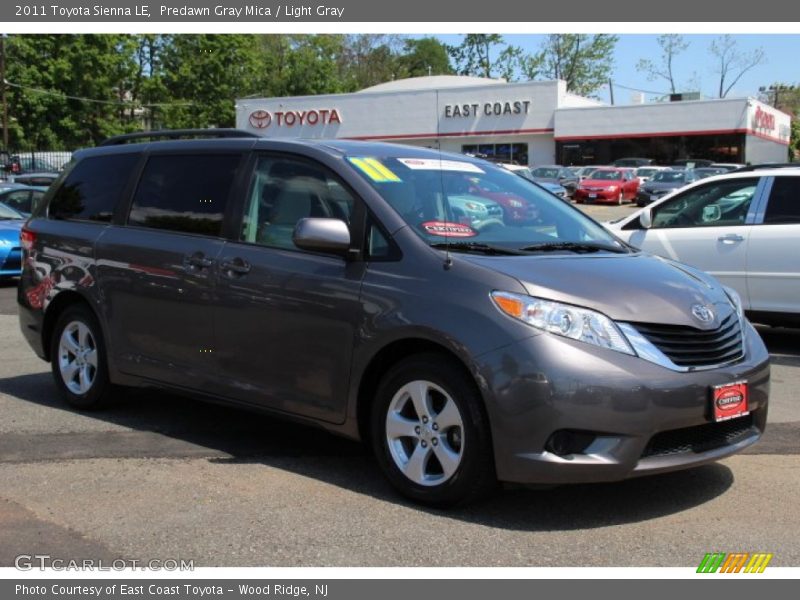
left=183, top=252, right=214, bottom=270
left=220, top=258, right=251, bottom=277
left=717, top=234, right=745, bottom=244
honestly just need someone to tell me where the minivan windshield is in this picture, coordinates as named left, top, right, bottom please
left=347, top=154, right=628, bottom=254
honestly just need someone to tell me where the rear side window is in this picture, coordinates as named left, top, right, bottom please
left=49, top=154, right=138, bottom=222
left=128, top=154, right=240, bottom=236
left=764, top=177, right=800, bottom=224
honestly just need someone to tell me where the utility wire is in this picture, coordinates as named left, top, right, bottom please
left=607, top=82, right=671, bottom=96
left=4, top=80, right=193, bottom=107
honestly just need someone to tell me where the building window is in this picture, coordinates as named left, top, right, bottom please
left=462, top=143, right=528, bottom=165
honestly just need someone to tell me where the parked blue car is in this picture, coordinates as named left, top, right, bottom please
left=0, top=203, right=26, bottom=277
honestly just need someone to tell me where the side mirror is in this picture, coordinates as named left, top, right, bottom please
left=293, top=218, right=351, bottom=255
left=639, top=208, right=653, bottom=229
left=702, top=204, right=721, bottom=222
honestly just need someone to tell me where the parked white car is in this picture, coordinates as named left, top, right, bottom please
left=606, top=167, right=800, bottom=325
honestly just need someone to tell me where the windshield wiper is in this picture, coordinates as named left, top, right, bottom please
left=430, top=242, right=526, bottom=256
left=518, top=241, right=629, bottom=254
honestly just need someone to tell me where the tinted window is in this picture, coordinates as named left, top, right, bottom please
left=240, top=155, right=355, bottom=251
left=129, top=154, right=240, bottom=236
left=764, top=177, right=800, bottom=224
left=2, top=190, right=31, bottom=212
left=49, top=154, right=138, bottom=222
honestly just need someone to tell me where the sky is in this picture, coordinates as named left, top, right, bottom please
left=431, top=34, right=798, bottom=105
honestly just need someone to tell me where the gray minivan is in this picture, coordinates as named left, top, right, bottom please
left=18, top=131, right=769, bottom=507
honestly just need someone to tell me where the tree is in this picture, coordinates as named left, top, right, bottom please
left=156, top=34, right=265, bottom=129
left=759, top=83, right=800, bottom=160
left=447, top=34, right=522, bottom=80
left=710, top=35, right=766, bottom=98
left=523, top=34, right=618, bottom=97
left=265, top=35, right=349, bottom=97
left=636, top=34, right=690, bottom=94
left=338, top=34, right=405, bottom=91
left=398, top=37, right=453, bottom=78
left=5, top=34, right=140, bottom=148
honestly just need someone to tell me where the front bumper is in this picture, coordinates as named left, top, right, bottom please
left=575, top=189, right=619, bottom=203
left=477, top=321, right=770, bottom=484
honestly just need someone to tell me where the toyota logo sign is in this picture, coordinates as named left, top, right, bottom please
left=249, top=110, right=272, bottom=129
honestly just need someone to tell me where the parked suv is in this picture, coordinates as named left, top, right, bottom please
left=19, top=130, right=769, bottom=507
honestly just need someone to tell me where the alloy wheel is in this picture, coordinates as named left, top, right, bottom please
left=58, top=321, right=98, bottom=395
left=385, top=380, right=465, bottom=487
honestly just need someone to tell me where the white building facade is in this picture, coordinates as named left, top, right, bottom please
left=236, top=76, right=791, bottom=166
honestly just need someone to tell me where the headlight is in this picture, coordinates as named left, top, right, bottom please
left=465, top=202, right=486, bottom=212
left=491, top=291, right=634, bottom=355
left=606, top=185, right=619, bottom=191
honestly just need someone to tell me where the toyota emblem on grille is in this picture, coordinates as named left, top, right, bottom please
left=691, top=304, right=715, bottom=323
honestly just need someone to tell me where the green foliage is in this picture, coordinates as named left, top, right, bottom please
left=524, top=34, right=618, bottom=97
left=5, top=34, right=140, bottom=148
left=758, top=83, right=799, bottom=161
left=447, top=34, right=523, bottom=80
left=156, top=34, right=265, bottom=129
left=398, top=38, right=453, bottom=78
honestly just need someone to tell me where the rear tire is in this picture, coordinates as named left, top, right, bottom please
left=371, top=354, right=497, bottom=507
left=50, top=305, right=114, bottom=410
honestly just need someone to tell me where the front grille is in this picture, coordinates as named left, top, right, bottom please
left=641, top=414, right=756, bottom=458
left=632, top=313, right=743, bottom=368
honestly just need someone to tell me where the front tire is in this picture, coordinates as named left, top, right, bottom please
left=371, top=354, right=496, bottom=507
left=51, top=305, right=114, bottom=410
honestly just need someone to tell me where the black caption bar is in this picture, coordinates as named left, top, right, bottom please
left=3, top=0, right=800, bottom=22
left=3, top=580, right=796, bottom=600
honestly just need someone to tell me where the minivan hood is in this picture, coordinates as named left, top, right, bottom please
left=460, top=252, right=733, bottom=327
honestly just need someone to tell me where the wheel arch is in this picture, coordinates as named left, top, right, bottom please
left=354, top=337, right=489, bottom=446
left=41, top=291, right=101, bottom=362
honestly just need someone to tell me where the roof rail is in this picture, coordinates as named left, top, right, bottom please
left=99, top=129, right=259, bottom=147
left=732, top=163, right=800, bottom=173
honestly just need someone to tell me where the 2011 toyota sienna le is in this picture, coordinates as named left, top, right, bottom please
left=18, top=130, right=769, bottom=507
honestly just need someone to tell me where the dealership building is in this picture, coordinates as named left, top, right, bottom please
left=236, top=76, right=792, bottom=166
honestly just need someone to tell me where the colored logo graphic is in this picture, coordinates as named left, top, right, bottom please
left=249, top=110, right=272, bottom=129
left=697, top=552, right=773, bottom=573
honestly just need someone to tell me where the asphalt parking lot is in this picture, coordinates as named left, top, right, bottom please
left=1, top=201, right=798, bottom=568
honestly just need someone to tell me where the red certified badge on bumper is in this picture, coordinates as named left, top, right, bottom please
left=711, top=381, right=749, bottom=422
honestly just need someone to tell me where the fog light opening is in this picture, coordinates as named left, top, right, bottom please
left=545, top=430, right=597, bottom=457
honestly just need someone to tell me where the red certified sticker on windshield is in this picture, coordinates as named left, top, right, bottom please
left=420, top=221, right=477, bottom=238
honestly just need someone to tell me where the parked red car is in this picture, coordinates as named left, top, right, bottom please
left=574, top=168, right=639, bottom=204
left=467, top=177, right=540, bottom=223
